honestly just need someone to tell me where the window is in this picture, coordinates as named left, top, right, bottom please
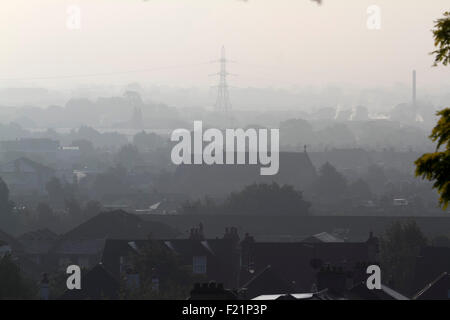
left=193, top=256, right=207, bottom=274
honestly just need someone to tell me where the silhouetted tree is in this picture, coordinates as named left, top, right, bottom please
left=314, top=162, right=347, bottom=201
left=416, top=109, right=450, bottom=208
left=180, top=183, right=310, bottom=215
left=36, top=202, right=56, bottom=227
left=415, top=11, right=450, bottom=209
left=365, top=164, right=387, bottom=195
left=431, top=11, right=450, bottom=66
left=181, top=197, right=217, bottom=215
left=0, top=177, right=14, bottom=216
left=348, top=179, right=372, bottom=201
left=0, top=254, right=36, bottom=299
left=380, top=221, right=427, bottom=295
left=0, top=177, right=16, bottom=231
left=115, top=144, right=142, bottom=168
left=46, top=177, right=65, bottom=206
left=46, top=177, right=77, bottom=208
left=65, top=198, right=82, bottom=220
left=223, top=182, right=310, bottom=215
left=92, top=166, right=129, bottom=198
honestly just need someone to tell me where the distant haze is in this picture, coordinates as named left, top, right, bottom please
left=0, top=0, right=449, bottom=90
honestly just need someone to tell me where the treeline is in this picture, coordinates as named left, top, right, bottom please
left=181, top=182, right=310, bottom=216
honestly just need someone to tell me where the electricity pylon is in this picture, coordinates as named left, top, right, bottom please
left=211, top=46, right=234, bottom=112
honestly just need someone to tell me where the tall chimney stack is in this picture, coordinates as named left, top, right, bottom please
left=412, top=70, right=416, bottom=106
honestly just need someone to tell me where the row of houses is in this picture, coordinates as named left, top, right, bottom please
left=0, top=211, right=439, bottom=299
left=0, top=157, right=56, bottom=195
left=1, top=210, right=450, bottom=300
left=0, top=152, right=180, bottom=212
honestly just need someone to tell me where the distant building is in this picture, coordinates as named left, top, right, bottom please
left=9, top=218, right=427, bottom=300
left=101, top=236, right=241, bottom=289
left=0, top=157, right=55, bottom=195
left=12, top=210, right=179, bottom=274
left=56, top=146, right=81, bottom=165
left=240, top=232, right=380, bottom=295
left=172, top=151, right=317, bottom=197
left=0, top=139, right=81, bottom=169
left=0, top=138, right=59, bottom=154
left=51, top=238, right=106, bottom=270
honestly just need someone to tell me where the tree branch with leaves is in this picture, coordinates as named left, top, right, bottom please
left=415, top=12, right=450, bottom=209
left=431, top=12, right=450, bottom=67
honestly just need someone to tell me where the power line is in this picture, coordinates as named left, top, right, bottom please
left=0, top=62, right=211, bottom=81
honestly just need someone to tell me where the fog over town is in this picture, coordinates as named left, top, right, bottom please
left=0, top=0, right=450, bottom=303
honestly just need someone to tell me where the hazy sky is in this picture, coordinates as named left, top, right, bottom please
left=0, top=0, right=449, bottom=89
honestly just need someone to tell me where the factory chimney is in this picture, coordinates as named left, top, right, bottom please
left=412, top=70, right=416, bottom=106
